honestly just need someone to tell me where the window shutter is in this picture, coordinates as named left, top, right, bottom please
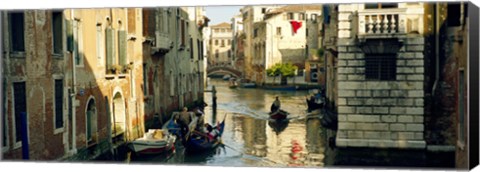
left=105, top=27, right=115, bottom=67
left=190, top=37, right=193, bottom=59
left=118, top=30, right=127, bottom=66
left=66, top=20, right=74, bottom=52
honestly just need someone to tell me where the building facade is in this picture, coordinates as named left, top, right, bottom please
left=142, top=7, right=207, bottom=125
left=231, top=13, right=244, bottom=74
left=2, top=6, right=206, bottom=161
left=334, top=3, right=428, bottom=149
left=208, top=22, right=233, bottom=66
left=241, top=6, right=274, bottom=83
left=323, top=4, right=339, bottom=110
left=256, top=5, right=323, bottom=85
left=2, top=8, right=146, bottom=160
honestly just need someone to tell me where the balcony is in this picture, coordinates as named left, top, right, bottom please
left=151, top=31, right=172, bottom=55
left=358, top=8, right=411, bottom=38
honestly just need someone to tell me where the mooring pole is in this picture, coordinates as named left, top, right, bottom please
left=212, top=85, right=217, bottom=124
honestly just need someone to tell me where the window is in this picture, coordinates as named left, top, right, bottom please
left=13, top=82, right=26, bottom=144
left=52, top=11, right=63, bottom=55
left=96, top=24, right=104, bottom=66
left=221, top=40, right=225, bottom=47
left=458, top=69, right=465, bottom=145
left=9, top=12, right=25, bottom=52
left=180, top=20, right=186, bottom=46
left=200, top=41, right=204, bottom=60
left=228, top=50, right=231, bottom=58
left=228, top=40, right=231, bottom=45
left=215, top=29, right=220, bottom=33
left=276, top=27, right=282, bottom=36
left=262, top=8, right=266, bottom=14
left=254, top=29, right=258, bottom=37
left=170, top=71, right=175, bottom=96
left=197, top=39, right=201, bottom=60
left=158, top=9, right=164, bottom=33
left=54, top=79, right=64, bottom=129
left=2, top=79, right=7, bottom=148
left=143, top=64, right=147, bottom=95
left=365, top=54, right=396, bottom=80
left=365, top=3, right=398, bottom=9
left=105, top=27, right=115, bottom=71
left=74, top=21, right=84, bottom=66
left=447, top=3, right=462, bottom=26
left=215, top=50, right=219, bottom=58
left=167, top=9, right=171, bottom=33
left=288, top=13, right=294, bottom=20
left=118, top=30, right=127, bottom=66
left=299, top=13, right=305, bottom=20
left=311, top=14, right=318, bottom=22
left=215, top=39, right=218, bottom=46
left=306, top=28, right=309, bottom=36
left=190, top=37, right=194, bottom=59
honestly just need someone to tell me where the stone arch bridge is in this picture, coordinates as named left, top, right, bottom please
left=207, top=65, right=242, bottom=78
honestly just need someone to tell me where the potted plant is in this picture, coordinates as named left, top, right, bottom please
left=122, top=63, right=133, bottom=73
left=108, top=64, right=123, bottom=74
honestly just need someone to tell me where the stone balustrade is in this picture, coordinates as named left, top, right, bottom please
left=358, top=8, right=407, bottom=35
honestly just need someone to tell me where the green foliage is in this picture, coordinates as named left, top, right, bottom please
left=266, top=63, right=299, bottom=77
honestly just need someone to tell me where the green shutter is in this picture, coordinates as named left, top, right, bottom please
left=118, top=30, right=127, bottom=66
left=66, top=20, right=74, bottom=52
left=105, top=28, right=114, bottom=67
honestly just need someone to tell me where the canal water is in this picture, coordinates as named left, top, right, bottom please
left=127, top=78, right=337, bottom=167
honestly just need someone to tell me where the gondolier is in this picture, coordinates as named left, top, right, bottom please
left=271, top=96, right=281, bottom=113
left=179, top=107, right=193, bottom=140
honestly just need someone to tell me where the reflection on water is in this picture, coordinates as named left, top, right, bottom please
left=129, top=78, right=334, bottom=167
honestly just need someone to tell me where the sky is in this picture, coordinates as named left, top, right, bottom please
left=204, top=6, right=243, bottom=25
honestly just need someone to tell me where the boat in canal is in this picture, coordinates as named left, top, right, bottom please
left=269, top=109, right=289, bottom=120
left=306, top=89, right=325, bottom=112
left=264, top=85, right=298, bottom=91
left=268, top=118, right=289, bottom=134
left=127, top=129, right=176, bottom=155
left=222, top=74, right=231, bottom=80
left=228, top=78, right=238, bottom=89
left=240, top=82, right=256, bottom=88
left=184, top=118, right=226, bottom=153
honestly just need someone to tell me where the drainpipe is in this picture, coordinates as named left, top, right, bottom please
left=70, top=9, right=77, bottom=155
left=432, top=3, right=440, bottom=96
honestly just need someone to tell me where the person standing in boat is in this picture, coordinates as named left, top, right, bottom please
left=178, top=107, right=192, bottom=139
left=271, top=96, right=281, bottom=113
left=193, top=106, right=205, bottom=131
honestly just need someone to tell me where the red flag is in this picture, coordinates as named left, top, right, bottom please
left=290, top=21, right=302, bottom=34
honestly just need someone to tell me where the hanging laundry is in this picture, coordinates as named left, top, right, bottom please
left=290, top=21, right=302, bottom=34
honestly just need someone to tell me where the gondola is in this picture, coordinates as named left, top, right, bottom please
left=306, top=97, right=324, bottom=112
left=269, top=109, right=289, bottom=120
left=268, top=118, right=289, bottom=134
left=306, top=89, right=325, bottom=112
left=184, top=118, right=226, bottom=153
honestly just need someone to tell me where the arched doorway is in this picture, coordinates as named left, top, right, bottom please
left=85, top=97, right=97, bottom=145
left=112, top=92, right=126, bottom=141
